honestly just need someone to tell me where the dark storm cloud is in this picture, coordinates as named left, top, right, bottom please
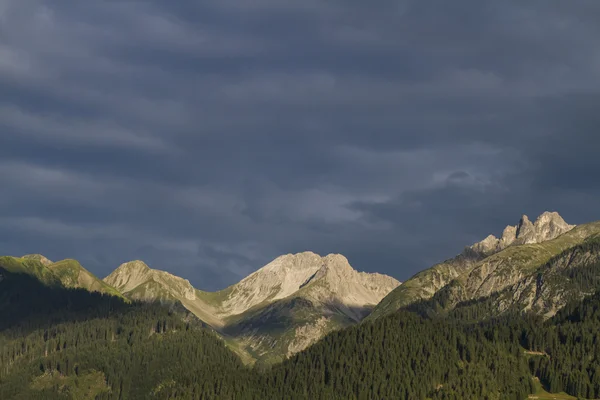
left=1, top=0, right=600, bottom=289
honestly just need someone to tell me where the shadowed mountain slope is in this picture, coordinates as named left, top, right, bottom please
left=104, top=252, right=400, bottom=364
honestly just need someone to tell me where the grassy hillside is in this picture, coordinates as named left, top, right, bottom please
left=0, top=256, right=124, bottom=301
left=367, top=250, right=481, bottom=320
left=48, top=259, right=124, bottom=298
left=530, top=378, right=577, bottom=400
left=0, top=256, right=61, bottom=286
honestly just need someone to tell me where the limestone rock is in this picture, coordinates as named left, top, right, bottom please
left=499, top=225, right=517, bottom=248
left=471, top=235, right=499, bottom=255
left=370, top=211, right=579, bottom=320
left=103, top=252, right=400, bottom=363
left=470, top=211, right=575, bottom=254
left=105, top=260, right=197, bottom=301
left=515, top=215, right=535, bottom=243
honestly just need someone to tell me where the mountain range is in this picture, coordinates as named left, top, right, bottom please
left=4, top=211, right=600, bottom=363
left=104, top=252, right=399, bottom=363
left=1, top=250, right=400, bottom=364
left=4, top=210, right=600, bottom=398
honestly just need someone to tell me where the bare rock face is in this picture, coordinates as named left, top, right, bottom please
left=498, top=225, right=517, bottom=248
left=220, top=252, right=323, bottom=316
left=514, top=215, right=535, bottom=243
left=105, top=260, right=196, bottom=301
left=471, top=235, right=500, bottom=255
left=525, top=211, right=576, bottom=244
left=104, top=260, right=150, bottom=293
left=224, top=252, right=400, bottom=362
left=470, top=211, right=575, bottom=254
left=303, top=253, right=401, bottom=319
left=220, top=252, right=400, bottom=320
left=103, top=252, right=400, bottom=363
left=287, top=316, right=331, bottom=357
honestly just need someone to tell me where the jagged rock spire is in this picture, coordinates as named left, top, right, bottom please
left=470, top=234, right=499, bottom=255
left=471, top=211, right=575, bottom=255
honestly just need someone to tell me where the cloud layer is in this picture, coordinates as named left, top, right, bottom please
left=1, top=0, right=600, bottom=289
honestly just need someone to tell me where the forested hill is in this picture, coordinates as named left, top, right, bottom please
left=0, top=267, right=257, bottom=400
left=3, top=263, right=600, bottom=399
left=262, top=290, right=600, bottom=399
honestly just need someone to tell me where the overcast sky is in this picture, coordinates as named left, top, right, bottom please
left=1, top=0, right=599, bottom=290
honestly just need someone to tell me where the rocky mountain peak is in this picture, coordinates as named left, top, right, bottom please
left=240, top=251, right=322, bottom=288
left=220, top=251, right=400, bottom=318
left=471, top=235, right=499, bottom=255
left=532, top=211, right=575, bottom=240
left=515, top=215, right=535, bottom=242
left=120, top=260, right=150, bottom=273
left=260, top=251, right=322, bottom=274
left=104, top=260, right=195, bottom=301
left=499, top=225, right=517, bottom=248
left=220, top=252, right=324, bottom=315
left=471, top=211, right=575, bottom=255
left=104, top=261, right=152, bottom=293
left=513, top=212, right=575, bottom=245
left=320, top=254, right=354, bottom=275
left=296, top=254, right=401, bottom=323
left=98, top=251, right=402, bottom=362
left=519, top=214, right=531, bottom=224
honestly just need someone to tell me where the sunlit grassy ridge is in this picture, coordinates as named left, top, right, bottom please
left=0, top=256, right=61, bottom=286
left=48, top=259, right=125, bottom=299
left=0, top=256, right=125, bottom=301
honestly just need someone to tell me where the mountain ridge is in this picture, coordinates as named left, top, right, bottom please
left=470, top=211, right=575, bottom=255
left=103, top=251, right=400, bottom=363
left=8, top=210, right=592, bottom=366
left=5, top=211, right=600, bottom=399
left=49, top=258, right=124, bottom=298
left=369, top=211, right=581, bottom=320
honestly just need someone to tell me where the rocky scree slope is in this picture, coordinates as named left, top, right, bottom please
left=369, top=211, right=578, bottom=320
left=104, top=252, right=400, bottom=363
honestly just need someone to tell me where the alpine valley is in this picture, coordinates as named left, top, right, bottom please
left=3, top=211, right=600, bottom=399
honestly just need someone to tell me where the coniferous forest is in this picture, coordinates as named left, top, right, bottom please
left=2, top=266, right=600, bottom=399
